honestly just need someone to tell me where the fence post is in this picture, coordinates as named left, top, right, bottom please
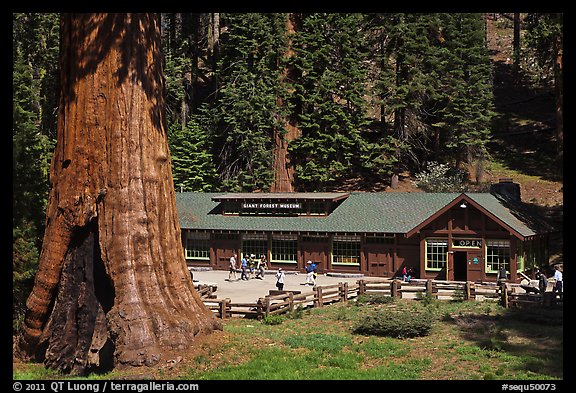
left=468, top=282, right=476, bottom=301
left=358, top=279, right=366, bottom=295
left=392, top=279, right=400, bottom=298
left=500, top=282, right=509, bottom=308
left=263, top=296, right=271, bottom=317
left=315, top=286, right=324, bottom=307
left=543, top=292, right=552, bottom=307
left=464, top=281, right=471, bottom=300
left=220, top=298, right=230, bottom=319
left=256, top=297, right=270, bottom=320
left=426, top=279, right=433, bottom=297
left=288, top=292, right=294, bottom=313
left=341, top=282, right=349, bottom=302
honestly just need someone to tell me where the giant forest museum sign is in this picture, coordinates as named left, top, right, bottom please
left=176, top=181, right=554, bottom=283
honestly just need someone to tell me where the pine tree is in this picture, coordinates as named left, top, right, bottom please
left=198, top=13, right=288, bottom=191
left=13, top=13, right=59, bottom=325
left=287, top=13, right=372, bottom=191
left=368, top=13, right=494, bottom=181
left=168, top=119, right=218, bottom=192
left=430, top=14, right=494, bottom=170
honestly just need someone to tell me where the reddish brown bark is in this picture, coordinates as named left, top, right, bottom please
left=17, top=13, right=221, bottom=374
left=271, top=14, right=301, bottom=193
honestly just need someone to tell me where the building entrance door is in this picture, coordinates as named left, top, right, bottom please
left=453, top=251, right=467, bottom=281
left=466, top=251, right=483, bottom=282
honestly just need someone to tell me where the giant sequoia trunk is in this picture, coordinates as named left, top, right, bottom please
left=271, top=13, right=301, bottom=193
left=16, top=13, right=221, bottom=375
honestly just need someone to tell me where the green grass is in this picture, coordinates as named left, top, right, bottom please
left=14, top=299, right=563, bottom=380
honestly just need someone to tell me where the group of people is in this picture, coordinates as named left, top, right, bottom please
left=401, top=266, right=417, bottom=282
left=227, top=254, right=318, bottom=290
left=228, top=253, right=269, bottom=281
left=536, top=265, right=563, bottom=299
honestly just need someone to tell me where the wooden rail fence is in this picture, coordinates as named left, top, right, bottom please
left=501, top=282, right=562, bottom=308
left=199, top=278, right=560, bottom=319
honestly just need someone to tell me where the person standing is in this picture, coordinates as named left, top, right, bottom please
left=497, top=265, right=507, bottom=283
left=275, top=268, right=285, bottom=291
left=228, top=254, right=238, bottom=281
left=538, top=270, right=548, bottom=294
left=553, top=265, right=563, bottom=299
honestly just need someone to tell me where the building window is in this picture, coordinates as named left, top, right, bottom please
left=241, top=233, right=268, bottom=260
left=185, top=232, right=211, bottom=260
left=271, top=234, right=297, bottom=264
left=486, top=240, right=510, bottom=273
left=332, top=235, right=361, bottom=265
left=426, top=239, right=448, bottom=270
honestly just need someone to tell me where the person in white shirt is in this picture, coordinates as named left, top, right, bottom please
left=275, top=268, right=285, bottom=290
left=553, top=265, right=563, bottom=299
left=228, top=254, right=238, bottom=281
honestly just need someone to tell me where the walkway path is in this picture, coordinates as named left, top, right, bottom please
left=191, top=269, right=375, bottom=303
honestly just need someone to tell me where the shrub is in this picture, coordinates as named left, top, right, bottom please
left=353, top=309, right=434, bottom=338
left=412, top=161, right=467, bottom=192
left=261, top=314, right=285, bottom=325
left=288, top=305, right=306, bottom=320
left=415, top=291, right=437, bottom=306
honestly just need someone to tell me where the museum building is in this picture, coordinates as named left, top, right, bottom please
left=176, top=180, right=552, bottom=283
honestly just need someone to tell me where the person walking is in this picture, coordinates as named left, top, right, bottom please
left=228, top=254, right=238, bottom=281
left=275, top=268, right=285, bottom=291
left=240, top=254, right=249, bottom=281
left=305, top=261, right=317, bottom=286
left=248, top=254, right=256, bottom=279
left=256, top=254, right=268, bottom=280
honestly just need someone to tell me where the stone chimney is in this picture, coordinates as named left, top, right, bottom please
left=490, top=178, right=521, bottom=202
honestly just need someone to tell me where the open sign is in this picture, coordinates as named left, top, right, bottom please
left=452, top=239, right=482, bottom=248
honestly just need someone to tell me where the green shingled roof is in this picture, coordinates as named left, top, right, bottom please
left=175, top=192, right=545, bottom=238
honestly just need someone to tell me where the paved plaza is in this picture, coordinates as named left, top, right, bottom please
left=191, top=268, right=372, bottom=303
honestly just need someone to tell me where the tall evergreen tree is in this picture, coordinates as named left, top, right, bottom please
left=167, top=119, right=218, bottom=192
left=368, top=13, right=494, bottom=182
left=13, top=13, right=59, bottom=325
left=12, top=53, right=52, bottom=325
left=17, top=13, right=221, bottom=374
left=198, top=13, right=288, bottom=191
left=428, top=13, right=494, bottom=171
left=366, top=13, right=437, bottom=187
left=288, top=13, right=373, bottom=191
